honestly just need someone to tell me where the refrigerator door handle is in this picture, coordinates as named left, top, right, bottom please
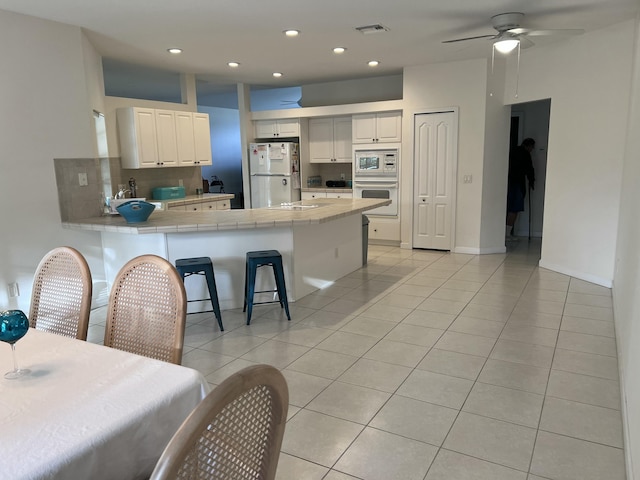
left=252, top=173, right=287, bottom=177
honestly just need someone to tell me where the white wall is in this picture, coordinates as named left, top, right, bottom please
left=0, top=9, right=103, bottom=311
left=199, top=106, right=243, bottom=204
left=479, top=55, right=511, bottom=252
left=613, top=14, right=640, bottom=480
left=503, top=21, right=635, bottom=286
left=402, top=58, right=490, bottom=251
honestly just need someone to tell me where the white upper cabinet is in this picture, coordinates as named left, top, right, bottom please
left=175, top=112, right=196, bottom=165
left=352, top=111, right=401, bottom=144
left=254, top=119, right=300, bottom=138
left=117, top=108, right=159, bottom=168
left=193, top=113, right=212, bottom=166
left=309, top=117, right=352, bottom=163
left=176, top=112, right=212, bottom=166
left=155, top=110, right=179, bottom=166
left=117, top=107, right=211, bottom=168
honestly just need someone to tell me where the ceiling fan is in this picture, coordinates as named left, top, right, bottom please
left=442, top=12, right=584, bottom=53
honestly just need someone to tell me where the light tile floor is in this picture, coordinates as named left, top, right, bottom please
left=88, top=238, right=626, bottom=480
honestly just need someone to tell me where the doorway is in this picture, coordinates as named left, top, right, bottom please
left=412, top=110, right=458, bottom=250
left=508, top=99, right=550, bottom=238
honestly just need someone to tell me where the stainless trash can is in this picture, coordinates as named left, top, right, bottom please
left=362, top=215, right=369, bottom=265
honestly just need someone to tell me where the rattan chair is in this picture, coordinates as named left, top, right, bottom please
left=29, top=246, right=92, bottom=340
left=104, top=254, right=187, bottom=364
left=150, top=364, right=289, bottom=480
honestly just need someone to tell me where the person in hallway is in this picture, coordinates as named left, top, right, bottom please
left=506, top=137, right=536, bottom=237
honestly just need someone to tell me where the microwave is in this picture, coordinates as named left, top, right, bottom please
left=354, top=149, right=398, bottom=176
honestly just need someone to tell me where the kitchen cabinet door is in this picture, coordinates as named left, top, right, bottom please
left=193, top=113, right=212, bottom=166
left=254, top=119, right=300, bottom=138
left=117, top=107, right=159, bottom=169
left=326, top=192, right=352, bottom=199
left=309, top=117, right=352, bottom=163
left=309, top=118, right=334, bottom=163
left=277, top=119, right=300, bottom=137
left=368, top=217, right=400, bottom=242
left=301, top=192, right=326, bottom=200
left=333, top=117, right=353, bottom=162
left=155, top=110, right=179, bottom=166
left=215, top=200, right=230, bottom=210
left=375, top=112, right=402, bottom=143
left=352, top=112, right=401, bottom=144
left=175, top=112, right=196, bottom=166
left=175, top=112, right=212, bottom=166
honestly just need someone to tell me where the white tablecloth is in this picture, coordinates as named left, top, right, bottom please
left=0, top=329, right=210, bottom=480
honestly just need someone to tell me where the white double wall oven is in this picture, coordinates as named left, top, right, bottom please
left=353, top=146, right=400, bottom=216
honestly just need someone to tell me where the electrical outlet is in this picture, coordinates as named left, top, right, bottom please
left=8, top=282, right=19, bottom=298
left=463, top=175, right=473, bottom=184
left=178, top=179, right=184, bottom=187
left=78, top=172, right=88, bottom=186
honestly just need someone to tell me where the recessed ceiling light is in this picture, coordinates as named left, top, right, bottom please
left=284, top=29, right=300, bottom=37
left=167, top=48, right=182, bottom=54
left=227, top=62, right=240, bottom=68
left=368, top=60, right=380, bottom=67
left=333, top=47, right=347, bottom=54
left=273, top=72, right=283, bottom=78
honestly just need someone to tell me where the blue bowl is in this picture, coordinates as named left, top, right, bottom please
left=116, top=200, right=156, bottom=223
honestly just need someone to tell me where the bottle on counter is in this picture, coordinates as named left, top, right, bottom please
left=128, top=177, right=137, bottom=198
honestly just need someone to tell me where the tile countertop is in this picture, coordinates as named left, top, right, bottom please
left=62, top=198, right=390, bottom=234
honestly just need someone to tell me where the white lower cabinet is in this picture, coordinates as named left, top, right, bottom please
left=368, top=217, right=400, bottom=243
left=167, top=199, right=231, bottom=211
left=302, top=191, right=352, bottom=200
left=302, top=192, right=326, bottom=200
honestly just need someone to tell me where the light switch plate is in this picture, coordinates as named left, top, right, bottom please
left=78, top=172, right=88, bottom=186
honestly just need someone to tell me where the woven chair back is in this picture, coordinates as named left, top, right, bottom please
left=105, top=255, right=186, bottom=364
left=150, top=364, right=289, bottom=480
left=29, top=246, right=92, bottom=340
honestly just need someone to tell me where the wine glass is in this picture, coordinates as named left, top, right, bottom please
left=0, top=309, right=31, bottom=379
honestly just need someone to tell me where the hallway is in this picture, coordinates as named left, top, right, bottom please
left=90, top=238, right=625, bottom=479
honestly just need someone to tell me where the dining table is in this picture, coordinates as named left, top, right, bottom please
left=0, top=328, right=210, bottom=480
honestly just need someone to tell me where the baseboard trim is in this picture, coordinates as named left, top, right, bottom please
left=538, top=260, right=612, bottom=288
left=454, top=246, right=507, bottom=255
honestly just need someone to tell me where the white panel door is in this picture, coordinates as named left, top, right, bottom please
left=413, top=111, right=457, bottom=250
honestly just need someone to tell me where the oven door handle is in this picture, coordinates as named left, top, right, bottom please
left=354, top=182, right=398, bottom=188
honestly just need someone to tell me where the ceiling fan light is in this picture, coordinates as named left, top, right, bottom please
left=494, top=39, right=519, bottom=54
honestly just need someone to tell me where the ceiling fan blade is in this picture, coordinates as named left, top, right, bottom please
left=508, top=28, right=584, bottom=37
left=442, top=34, right=496, bottom=44
left=519, top=36, right=535, bottom=49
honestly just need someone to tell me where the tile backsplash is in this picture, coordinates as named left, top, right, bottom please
left=54, top=157, right=203, bottom=221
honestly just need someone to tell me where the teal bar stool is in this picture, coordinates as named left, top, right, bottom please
left=175, top=257, right=224, bottom=331
left=243, top=250, right=291, bottom=325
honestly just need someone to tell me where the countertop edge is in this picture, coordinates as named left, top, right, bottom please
left=62, top=199, right=390, bottom=235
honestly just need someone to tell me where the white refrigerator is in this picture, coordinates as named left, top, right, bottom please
left=250, top=142, right=301, bottom=208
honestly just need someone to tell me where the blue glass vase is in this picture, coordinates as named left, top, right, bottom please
left=0, top=309, right=31, bottom=379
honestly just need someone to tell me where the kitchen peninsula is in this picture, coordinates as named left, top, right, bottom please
left=63, top=198, right=390, bottom=310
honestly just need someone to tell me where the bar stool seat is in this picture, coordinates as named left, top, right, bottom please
left=175, top=257, right=224, bottom=331
left=243, top=250, right=291, bottom=325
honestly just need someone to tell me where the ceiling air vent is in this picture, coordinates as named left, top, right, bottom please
left=355, top=24, right=390, bottom=35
